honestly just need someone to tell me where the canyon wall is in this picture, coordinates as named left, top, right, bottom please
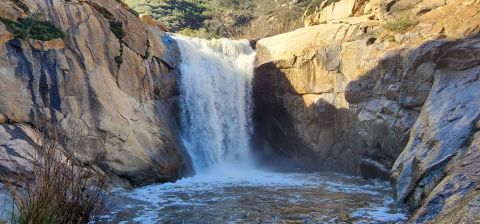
left=253, top=0, right=480, bottom=222
left=0, top=0, right=190, bottom=187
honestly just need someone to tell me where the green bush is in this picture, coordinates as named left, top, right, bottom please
left=109, top=21, right=125, bottom=41
left=0, top=14, right=65, bottom=41
left=383, top=17, right=417, bottom=33
left=124, top=0, right=324, bottom=38
left=108, top=21, right=125, bottom=66
left=114, top=55, right=123, bottom=65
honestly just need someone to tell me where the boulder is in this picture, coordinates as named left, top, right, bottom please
left=409, top=131, right=480, bottom=223
left=0, top=0, right=190, bottom=186
left=304, top=0, right=369, bottom=26
left=254, top=5, right=480, bottom=221
left=392, top=41, right=480, bottom=212
left=140, top=14, right=170, bottom=32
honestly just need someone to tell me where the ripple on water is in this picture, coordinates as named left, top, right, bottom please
left=106, top=171, right=408, bottom=224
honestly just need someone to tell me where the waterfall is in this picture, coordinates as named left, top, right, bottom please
left=173, top=36, right=256, bottom=173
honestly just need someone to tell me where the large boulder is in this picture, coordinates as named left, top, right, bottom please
left=0, top=0, right=191, bottom=186
left=253, top=20, right=416, bottom=175
left=254, top=0, right=480, bottom=222
left=392, top=38, right=480, bottom=213
left=409, top=131, right=480, bottom=223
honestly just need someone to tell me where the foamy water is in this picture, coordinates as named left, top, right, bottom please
left=106, top=172, right=407, bottom=223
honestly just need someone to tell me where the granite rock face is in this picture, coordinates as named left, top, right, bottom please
left=254, top=0, right=480, bottom=222
left=392, top=38, right=480, bottom=216
left=254, top=20, right=416, bottom=175
left=0, top=0, right=191, bottom=186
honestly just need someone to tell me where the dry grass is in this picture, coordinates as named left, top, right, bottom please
left=383, top=16, right=417, bottom=33
left=234, top=13, right=303, bottom=39
left=2, top=121, right=108, bottom=224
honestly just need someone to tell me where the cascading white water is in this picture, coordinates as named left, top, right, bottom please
left=173, top=36, right=256, bottom=172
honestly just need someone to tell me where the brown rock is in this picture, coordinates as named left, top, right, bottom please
left=0, top=24, right=13, bottom=46
left=0, top=0, right=189, bottom=186
left=27, top=38, right=65, bottom=51
left=140, top=14, right=170, bottom=32
left=304, top=0, right=369, bottom=26
left=255, top=0, right=480, bottom=222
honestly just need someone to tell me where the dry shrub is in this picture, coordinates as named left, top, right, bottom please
left=3, top=121, right=108, bottom=224
left=234, top=10, right=303, bottom=39
left=383, top=16, right=417, bottom=33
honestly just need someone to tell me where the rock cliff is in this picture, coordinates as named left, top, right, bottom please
left=0, top=0, right=191, bottom=187
left=253, top=0, right=480, bottom=222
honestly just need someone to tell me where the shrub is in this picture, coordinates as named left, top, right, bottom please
left=143, top=39, right=150, bottom=59
left=383, top=17, right=417, bottom=33
left=124, top=0, right=311, bottom=38
left=2, top=122, right=108, bottom=224
left=109, top=21, right=125, bottom=67
left=0, top=13, right=65, bottom=41
left=109, top=21, right=125, bottom=40
left=114, top=55, right=123, bottom=65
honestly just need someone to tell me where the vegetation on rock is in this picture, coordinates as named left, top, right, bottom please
left=109, top=21, right=125, bottom=67
left=3, top=122, right=107, bottom=224
left=0, top=13, right=65, bottom=41
left=109, top=21, right=126, bottom=40
left=383, top=17, right=417, bottom=33
left=122, top=0, right=330, bottom=38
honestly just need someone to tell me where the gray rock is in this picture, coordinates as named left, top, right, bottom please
left=392, top=61, right=480, bottom=211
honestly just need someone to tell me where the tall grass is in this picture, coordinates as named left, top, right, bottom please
left=2, top=122, right=108, bottom=224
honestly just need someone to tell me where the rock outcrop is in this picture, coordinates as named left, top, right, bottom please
left=254, top=0, right=480, bottom=222
left=0, top=0, right=191, bottom=186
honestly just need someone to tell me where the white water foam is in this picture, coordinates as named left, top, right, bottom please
left=108, top=172, right=407, bottom=223
left=351, top=196, right=408, bottom=223
left=173, top=36, right=256, bottom=172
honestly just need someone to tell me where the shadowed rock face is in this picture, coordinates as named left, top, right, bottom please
left=253, top=0, right=480, bottom=222
left=0, top=0, right=191, bottom=186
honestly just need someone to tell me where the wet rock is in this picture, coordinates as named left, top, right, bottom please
left=359, top=157, right=390, bottom=180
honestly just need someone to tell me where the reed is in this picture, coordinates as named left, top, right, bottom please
left=2, top=121, right=108, bottom=224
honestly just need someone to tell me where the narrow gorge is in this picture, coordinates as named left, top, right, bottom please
left=0, top=0, right=479, bottom=223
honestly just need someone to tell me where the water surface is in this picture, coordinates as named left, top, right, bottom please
left=106, top=170, right=407, bottom=223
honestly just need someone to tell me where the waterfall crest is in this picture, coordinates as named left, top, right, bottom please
left=174, top=36, right=256, bottom=172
